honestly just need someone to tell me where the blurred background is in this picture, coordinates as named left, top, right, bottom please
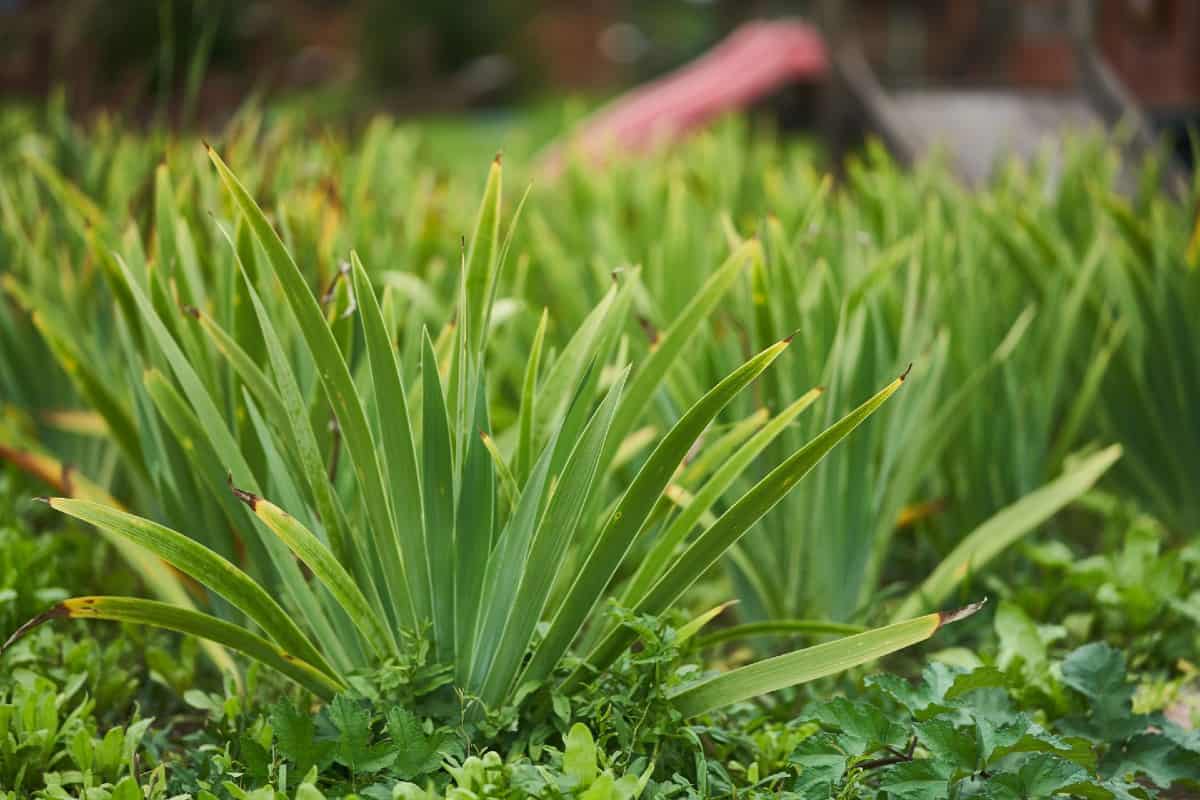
left=2, top=0, right=1198, bottom=173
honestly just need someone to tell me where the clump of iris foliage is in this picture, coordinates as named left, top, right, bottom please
left=0, top=99, right=1197, bottom=798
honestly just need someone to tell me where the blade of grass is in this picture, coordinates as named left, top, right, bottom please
left=46, top=497, right=338, bottom=680
left=603, top=240, right=761, bottom=470
left=485, top=368, right=628, bottom=703
left=669, top=601, right=986, bottom=716
left=696, top=620, right=867, bottom=649
left=350, top=253, right=430, bottom=628
left=208, top=145, right=416, bottom=629
left=892, top=444, right=1121, bottom=621
left=622, top=387, right=823, bottom=608
left=421, top=332, right=456, bottom=661
left=228, top=480, right=396, bottom=658
left=1, top=597, right=343, bottom=700
left=576, top=369, right=909, bottom=684
left=515, top=307, right=549, bottom=482
left=523, top=337, right=792, bottom=687
left=454, top=377, right=495, bottom=682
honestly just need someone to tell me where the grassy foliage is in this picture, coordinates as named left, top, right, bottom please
left=0, top=110, right=990, bottom=721
left=0, top=101, right=1197, bottom=797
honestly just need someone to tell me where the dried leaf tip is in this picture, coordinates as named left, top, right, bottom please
left=200, top=138, right=213, bottom=153
left=479, top=428, right=491, bottom=442
left=1, top=604, right=69, bottom=655
left=938, top=597, right=987, bottom=627
left=182, top=304, right=201, bottom=319
left=494, top=151, right=503, bottom=165
left=783, top=328, right=802, bottom=344
left=227, top=473, right=259, bottom=510
left=899, top=362, right=913, bottom=381
left=638, top=316, right=659, bottom=345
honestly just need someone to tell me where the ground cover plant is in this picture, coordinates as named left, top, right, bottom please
left=0, top=101, right=1197, bottom=797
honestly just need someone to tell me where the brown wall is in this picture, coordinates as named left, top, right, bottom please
left=1098, top=0, right=1200, bottom=108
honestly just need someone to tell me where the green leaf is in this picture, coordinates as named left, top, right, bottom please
left=186, top=305, right=291, bottom=468
left=208, top=145, right=415, bottom=629
left=1102, top=733, right=1200, bottom=788
left=233, top=487, right=395, bottom=659
left=986, top=754, right=1088, bottom=799
left=350, top=253, right=429, bottom=628
left=421, top=332, right=456, bottom=662
left=3, top=596, right=342, bottom=699
left=866, top=663, right=965, bottom=720
left=454, top=377, right=495, bottom=681
left=894, top=445, right=1121, bottom=621
left=387, top=707, right=446, bottom=780
left=563, top=723, right=599, bottom=785
left=465, top=417, right=560, bottom=689
left=104, top=245, right=328, bottom=643
left=47, top=497, right=337, bottom=681
left=479, top=429, right=519, bottom=510
left=532, top=338, right=792, bottom=688
left=995, top=601, right=1048, bottom=677
left=791, top=732, right=849, bottom=795
left=1060, top=643, right=1134, bottom=725
left=110, top=776, right=143, bottom=800
left=814, top=697, right=909, bottom=755
left=271, top=702, right=335, bottom=776
left=581, top=370, right=910, bottom=680
left=535, top=282, right=628, bottom=445
left=667, top=603, right=983, bottom=717
left=675, top=601, right=734, bottom=645
left=327, top=695, right=393, bottom=773
left=463, top=157, right=502, bottom=359
left=603, top=240, right=761, bottom=469
left=876, top=760, right=952, bottom=800
left=915, top=718, right=979, bottom=773
left=0, top=447, right=237, bottom=675
left=484, top=368, right=628, bottom=703
left=622, top=386, right=823, bottom=608
left=696, top=619, right=866, bottom=649
left=233, top=253, right=366, bottom=612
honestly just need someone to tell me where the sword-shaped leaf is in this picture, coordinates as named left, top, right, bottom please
left=207, top=145, right=416, bottom=630
left=892, top=445, right=1121, bottom=621
left=45, top=497, right=337, bottom=681
left=1, top=597, right=344, bottom=700
left=575, top=370, right=909, bottom=685
left=523, top=337, right=792, bottom=686
left=669, top=601, right=986, bottom=717
left=228, top=480, right=396, bottom=659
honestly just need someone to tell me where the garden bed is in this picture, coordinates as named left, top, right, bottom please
left=0, top=105, right=1197, bottom=798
